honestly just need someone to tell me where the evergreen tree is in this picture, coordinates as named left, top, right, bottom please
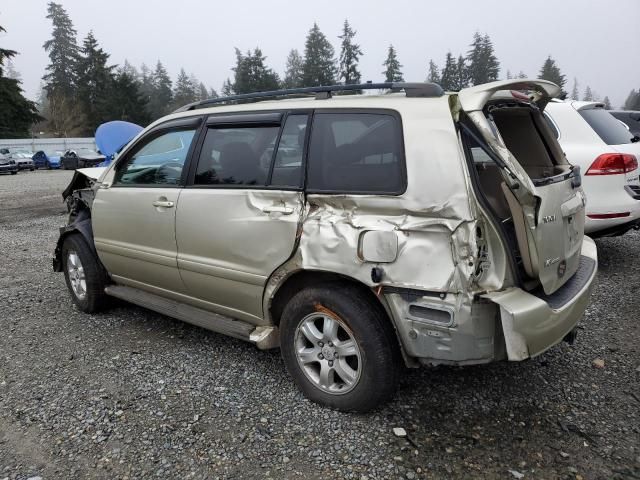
left=382, top=45, right=403, bottom=82
left=0, top=25, right=42, bottom=138
left=221, top=78, right=234, bottom=96
left=106, top=71, right=150, bottom=126
left=426, top=59, right=440, bottom=83
left=139, top=63, right=154, bottom=105
left=5, top=59, right=21, bottom=81
left=302, top=23, right=336, bottom=86
left=570, top=77, right=579, bottom=100
left=454, top=55, right=470, bottom=90
left=172, top=68, right=197, bottom=107
left=602, top=96, right=612, bottom=110
left=232, top=48, right=280, bottom=94
left=506, top=70, right=512, bottom=80
left=516, top=71, right=527, bottom=79
left=465, top=32, right=500, bottom=85
left=283, top=49, right=304, bottom=89
left=623, top=89, right=639, bottom=110
left=119, top=59, right=139, bottom=80
left=149, top=61, right=172, bottom=119
left=538, top=56, right=567, bottom=94
left=75, top=31, right=116, bottom=134
left=583, top=85, right=594, bottom=101
left=197, top=82, right=209, bottom=101
left=338, top=20, right=362, bottom=86
left=42, top=2, right=79, bottom=99
left=439, top=52, right=456, bottom=91
left=209, top=87, right=219, bottom=99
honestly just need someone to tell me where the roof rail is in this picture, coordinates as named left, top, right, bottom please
left=174, top=82, right=444, bottom=113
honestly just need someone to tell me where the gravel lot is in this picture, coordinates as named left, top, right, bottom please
left=1, top=170, right=639, bottom=479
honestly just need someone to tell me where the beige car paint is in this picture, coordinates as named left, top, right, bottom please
left=82, top=81, right=597, bottom=366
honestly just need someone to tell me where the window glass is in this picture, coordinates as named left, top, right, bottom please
left=270, top=115, right=308, bottom=188
left=307, top=113, right=404, bottom=193
left=579, top=108, right=633, bottom=145
left=114, top=129, right=196, bottom=185
left=543, top=113, right=560, bottom=139
left=194, top=126, right=279, bottom=186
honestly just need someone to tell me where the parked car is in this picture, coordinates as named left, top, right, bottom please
left=33, top=150, right=63, bottom=169
left=54, top=80, right=597, bottom=411
left=0, top=154, right=18, bottom=175
left=9, top=151, right=35, bottom=171
left=61, top=148, right=106, bottom=170
left=609, top=110, right=640, bottom=138
left=544, top=100, right=640, bottom=237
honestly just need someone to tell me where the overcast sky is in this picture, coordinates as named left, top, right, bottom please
left=1, top=0, right=639, bottom=108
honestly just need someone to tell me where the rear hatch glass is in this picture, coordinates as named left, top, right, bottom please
left=579, top=108, right=635, bottom=145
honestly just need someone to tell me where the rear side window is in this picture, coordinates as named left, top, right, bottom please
left=307, top=112, right=405, bottom=194
left=579, top=108, right=633, bottom=145
left=194, top=126, right=279, bottom=185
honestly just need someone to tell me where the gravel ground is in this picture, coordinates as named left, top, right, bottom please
left=0, top=170, right=639, bottom=480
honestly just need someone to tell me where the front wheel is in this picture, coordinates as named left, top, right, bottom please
left=10, top=170, right=17, bottom=175
left=280, top=284, right=401, bottom=412
left=61, top=234, right=111, bottom=313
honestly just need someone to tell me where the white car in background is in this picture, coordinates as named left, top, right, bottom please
left=545, top=100, right=640, bottom=236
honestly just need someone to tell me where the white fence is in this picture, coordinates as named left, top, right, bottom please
left=0, top=137, right=97, bottom=153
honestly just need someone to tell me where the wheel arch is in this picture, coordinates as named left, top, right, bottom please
left=266, top=268, right=415, bottom=366
left=53, top=210, right=99, bottom=272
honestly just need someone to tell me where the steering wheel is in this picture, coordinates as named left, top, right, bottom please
left=154, top=161, right=184, bottom=184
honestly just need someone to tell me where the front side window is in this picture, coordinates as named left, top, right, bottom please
left=194, top=126, right=279, bottom=186
left=114, top=129, right=196, bottom=185
left=307, top=113, right=405, bottom=194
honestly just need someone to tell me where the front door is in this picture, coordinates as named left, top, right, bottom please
left=93, top=124, right=200, bottom=293
left=175, top=113, right=308, bottom=322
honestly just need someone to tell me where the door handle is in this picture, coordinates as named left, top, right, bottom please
left=152, top=200, right=175, bottom=208
left=262, top=205, right=294, bottom=215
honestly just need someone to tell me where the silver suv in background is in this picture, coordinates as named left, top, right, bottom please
left=54, top=80, right=597, bottom=411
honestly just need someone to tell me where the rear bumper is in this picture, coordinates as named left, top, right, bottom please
left=482, top=237, right=598, bottom=360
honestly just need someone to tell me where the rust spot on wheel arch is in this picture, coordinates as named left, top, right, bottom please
left=314, top=302, right=341, bottom=320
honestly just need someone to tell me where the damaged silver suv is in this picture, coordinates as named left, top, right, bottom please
left=55, top=80, right=597, bottom=411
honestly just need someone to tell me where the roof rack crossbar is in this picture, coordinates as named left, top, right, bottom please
left=175, top=82, right=444, bottom=112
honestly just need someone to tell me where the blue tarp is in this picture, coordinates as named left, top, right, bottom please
left=95, top=121, right=143, bottom=165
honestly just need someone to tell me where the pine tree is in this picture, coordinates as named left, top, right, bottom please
left=454, top=55, right=470, bottom=90
left=570, top=77, right=579, bottom=100
left=465, top=32, right=500, bottom=86
left=623, top=89, right=639, bottom=110
left=426, top=59, right=440, bottom=84
left=139, top=63, right=154, bottom=104
left=439, top=52, right=456, bottom=91
left=506, top=70, right=512, bottom=80
left=232, top=48, right=280, bottom=94
left=149, top=61, right=173, bottom=119
left=283, top=49, right=304, bottom=89
left=302, top=23, right=336, bottom=87
left=106, top=71, right=150, bottom=126
left=538, top=56, right=567, bottom=95
left=172, top=68, right=197, bottom=107
left=75, top=31, right=116, bottom=134
left=602, top=96, right=612, bottom=110
left=42, top=2, right=80, bottom=99
left=197, top=82, right=209, bottom=101
left=119, top=60, right=139, bottom=81
left=382, top=45, right=403, bottom=82
left=221, top=78, right=234, bottom=96
left=0, top=25, right=42, bottom=138
left=5, top=59, right=21, bottom=81
left=583, top=85, right=594, bottom=101
left=516, top=71, right=527, bottom=79
left=338, top=20, right=362, bottom=86
left=209, top=87, right=219, bottom=99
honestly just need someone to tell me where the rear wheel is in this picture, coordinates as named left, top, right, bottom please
left=45, top=160, right=51, bottom=170
left=10, top=170, right=17, bottom=175
left=61, top=234, right=110, bottom=313
left=280, top=284, right=401, bottom=412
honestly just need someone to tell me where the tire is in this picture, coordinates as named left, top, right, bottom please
left=10, top=170, right=17, bottom=175
left=280, top=284, right=401, bottom=412
left=61, top=234, right=111, bottom=313
left=45, top=161, right=51, bottom=170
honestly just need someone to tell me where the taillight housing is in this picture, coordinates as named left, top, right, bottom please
left=585, top=153, right=638, bottom=176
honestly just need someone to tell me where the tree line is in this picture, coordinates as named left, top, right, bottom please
left=1, top=2, right=637, bottom=139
